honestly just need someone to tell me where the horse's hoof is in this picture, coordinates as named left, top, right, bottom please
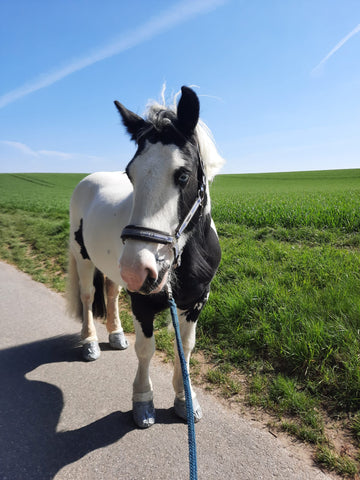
left=174, top=397, right=203, bottom=423
left=109, top=331, right=129, bottom=350
left=133, top=400, right=155, bottom=429
left=82, top=341, right=100, bottom=361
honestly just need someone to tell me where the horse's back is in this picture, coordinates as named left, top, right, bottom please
left=69, top=171, right=133, bottom=284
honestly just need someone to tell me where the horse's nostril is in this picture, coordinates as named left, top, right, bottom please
left=145, top=267, right=157, bottom=281
left=140, top=271, right=157, bottom=295
left=146, top=272, right=157, bottom=286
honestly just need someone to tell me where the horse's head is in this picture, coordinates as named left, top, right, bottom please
left=115, top=86, right=223, bottom=295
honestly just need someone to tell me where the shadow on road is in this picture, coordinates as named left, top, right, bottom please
left=0, top=334, right=180, bottom=479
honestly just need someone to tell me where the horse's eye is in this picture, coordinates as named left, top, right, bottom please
left=177, top=172, right=190, bottom=186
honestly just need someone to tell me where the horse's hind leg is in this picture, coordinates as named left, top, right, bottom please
left=105, top=278, right=128, bottom=350
left=77, top=259, right=101, bottom=361
left=172, top=311, right=203, bottom=423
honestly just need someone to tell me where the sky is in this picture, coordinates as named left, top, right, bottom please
left=0, top=0, right=359, bottom=175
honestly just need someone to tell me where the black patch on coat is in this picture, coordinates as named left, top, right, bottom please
left=74, top=219, right=90, bottom=260
left=118, top=86, right=199, bottom=151
left=172, top=213, right=221, bottom=318
left=129, top=291, right=168, bottom=338
left=182, top=290, right=209, bottom=323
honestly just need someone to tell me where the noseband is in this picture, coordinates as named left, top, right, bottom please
left=121, top=155, right=206, bottom=268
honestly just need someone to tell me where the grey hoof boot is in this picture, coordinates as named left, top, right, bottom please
left=109, top=331, right=129, bottom=350
left=82, top=341, right=100, bottom=361
left=174, top=397, right=203, bottom=423
left=133, top=400, right=155, bottom=429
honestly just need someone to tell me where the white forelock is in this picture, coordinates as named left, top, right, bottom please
left=195, top=120, right=225, bottom=181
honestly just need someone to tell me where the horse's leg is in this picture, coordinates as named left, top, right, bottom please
left=172, top=310, right=203, bottom=423
left=132, top=318, right=156, bottom=428
left=105, top=278, right=129, bottom=350
left=77, top=258, right=100, bottom=361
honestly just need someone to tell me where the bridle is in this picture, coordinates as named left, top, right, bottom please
left=121, top=153, right=206, bottom=268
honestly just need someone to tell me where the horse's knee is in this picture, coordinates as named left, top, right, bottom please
left=105, top=277, right=120, bottom=298
left=80, top=290, right=95, bottom=306
left=135, top=339, right=155, bottom=361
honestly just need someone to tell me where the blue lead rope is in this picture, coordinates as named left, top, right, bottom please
left=168, top=295, right=198, bottom=480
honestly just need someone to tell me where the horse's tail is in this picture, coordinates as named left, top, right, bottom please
left=92, top=268, right=107, bottom=319
left=66, top=252, right=107, bottom=320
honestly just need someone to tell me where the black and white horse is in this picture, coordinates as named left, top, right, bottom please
left=67, top=86, right=224, bottom=428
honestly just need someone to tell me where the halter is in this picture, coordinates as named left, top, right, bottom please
left=121, top=154, right=206, bottom=268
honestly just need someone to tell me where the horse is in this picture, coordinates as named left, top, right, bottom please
left=67, top=86, right=225, bottom=428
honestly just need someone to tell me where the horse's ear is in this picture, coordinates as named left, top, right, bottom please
left=177, top=86, right=200, bottom=136
left=114, top=100, right=146, bottom=141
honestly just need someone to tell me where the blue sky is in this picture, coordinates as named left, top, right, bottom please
left=0, top=0, right=359, bottom=174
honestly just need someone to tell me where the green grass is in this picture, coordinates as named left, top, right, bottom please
left=315, top=446, right=358, bottom=477
left=211, top=170, right=360, bottom=232
left=1, top=169, right=360, bottom=476
left=205, top=364, right=242, bottom=398
left=199, top=223, right=360, bottom=409
left=0, top=173, right=86, bottom=215
left=0, top=173, right=86, bottom=289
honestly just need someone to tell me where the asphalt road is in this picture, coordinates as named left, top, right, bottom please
left=0, top=261, right=334, bottom=480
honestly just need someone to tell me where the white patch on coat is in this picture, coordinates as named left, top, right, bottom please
left=127, top=141, right=186, bottom=231
left=69, top=171, right=133, bottom=286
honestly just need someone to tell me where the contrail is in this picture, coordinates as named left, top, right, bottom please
left=0, top=139, right=103, bottom=161
left=0, top=0, right=227, bottom=109
left=312, top=23, right=360, bottom=75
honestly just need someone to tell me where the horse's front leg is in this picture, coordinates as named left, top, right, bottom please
left=172, top=309, right=203, bottom=423
left=132, top=318, right=156, bottom=428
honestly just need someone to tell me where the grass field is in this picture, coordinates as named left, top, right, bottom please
left=0, top=173, right=85, bottom=290
left=1, top=169, right=360, bottom=476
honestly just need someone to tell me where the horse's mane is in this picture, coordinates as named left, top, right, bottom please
left=143, top=94, right=225, bottom=182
